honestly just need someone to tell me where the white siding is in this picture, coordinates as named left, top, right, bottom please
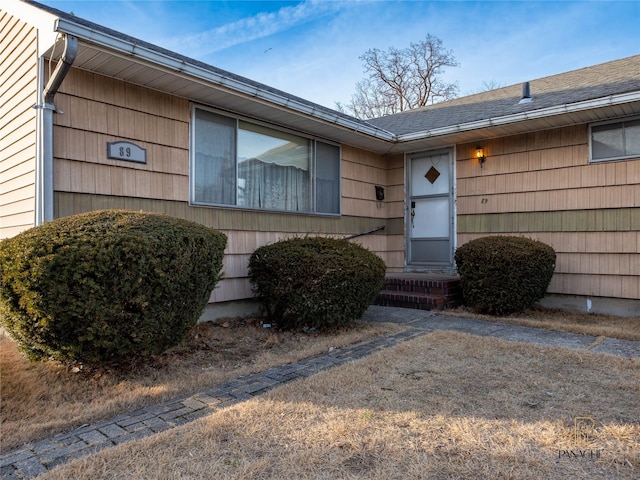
left=0, top=11, right=38, bottom=239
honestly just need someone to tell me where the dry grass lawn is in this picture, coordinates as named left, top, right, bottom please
left=0, top=319, right=403, bottom=450
left=39, top=331, right=640, bottom=480
left=444, top=306, right=640, bottom=341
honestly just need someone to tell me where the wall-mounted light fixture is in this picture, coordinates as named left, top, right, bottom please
left=476, top=146, right=486, bottom=168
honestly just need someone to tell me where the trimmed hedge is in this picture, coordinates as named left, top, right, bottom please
left=454, top=235, right=556, bottom=315
left=0, top=210, right=226, bottom=364
left=248, top=237, right=386, bottom=330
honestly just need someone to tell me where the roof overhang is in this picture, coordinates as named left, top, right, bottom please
left=11, top=0, right=640, bottom=157
left=47, top=17, right=396, bottom=154
left=388, top=92, right=640, bottom=154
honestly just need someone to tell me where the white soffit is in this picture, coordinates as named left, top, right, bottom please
left=19, top=0, right=640, bottom=156
left=72, top=46, right=393, bottom=152
left=386, top=101, right=640, bottom=154
left=63, top=39, right=640, bottom=156
left=46, top=17, right=396, bottom=151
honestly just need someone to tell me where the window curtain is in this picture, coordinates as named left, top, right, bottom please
left=238, top=159, right=309, bottom=211
left=238, top=122, right=311, bottom=212
left=193, top=109, right=339, bottom=213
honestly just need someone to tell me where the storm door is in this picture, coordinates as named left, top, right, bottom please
left=406, top=150, right=454, bottom=267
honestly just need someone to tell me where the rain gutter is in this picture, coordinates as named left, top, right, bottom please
left=395, top=91, right=640, bottom=143
left=47, top=13, right=640, bottom=155
left=52, top=18, right=396, bottom=142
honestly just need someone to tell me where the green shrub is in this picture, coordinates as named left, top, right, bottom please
left=248, top=237, right=386, bottom=330
left=454, top=235, right=556, bottom=315
left=0, top=210, right=226, bottom=364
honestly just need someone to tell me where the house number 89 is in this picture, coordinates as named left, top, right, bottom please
left=107, top=141, right=146, bottom=163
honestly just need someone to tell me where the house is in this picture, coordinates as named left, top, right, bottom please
left=2, top=0, right=639, bottom=318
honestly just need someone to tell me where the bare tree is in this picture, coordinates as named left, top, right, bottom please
left=465, top=78, right=506, bottom=95
left=479, top=78, right=505, bottom=91
left=337, top=35, right=459, bottom=119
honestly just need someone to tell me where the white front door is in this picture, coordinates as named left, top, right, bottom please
left=407, top=149, right=455, bottom=268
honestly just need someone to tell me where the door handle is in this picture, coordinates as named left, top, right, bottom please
left=410, top=201, right=416, bottom=228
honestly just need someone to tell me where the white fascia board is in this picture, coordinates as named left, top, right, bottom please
left=2, top=0, right=60, bottom=56
left=396, top=91, right=640, bottom=143
left=53, top=17, right=395, bottom=142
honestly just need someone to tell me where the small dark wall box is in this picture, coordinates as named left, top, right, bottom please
left=375, top=186, right=385, bottom=201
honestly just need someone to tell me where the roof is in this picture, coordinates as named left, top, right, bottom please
left=6, top=0, right=394, bottom=153
left=22, top=1, right=359, bottom=126
left=368, top=55, right=640, bottom=136
left=7, top=0, right=640, bottom=154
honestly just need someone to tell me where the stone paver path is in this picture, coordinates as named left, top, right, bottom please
left=2, top=306, right=639, bottom=479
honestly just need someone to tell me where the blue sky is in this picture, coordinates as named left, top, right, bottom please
left=44, top=0, right=640, bottom=109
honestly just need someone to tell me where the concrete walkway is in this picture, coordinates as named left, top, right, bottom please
left=2, top=306, right=639, bottom=479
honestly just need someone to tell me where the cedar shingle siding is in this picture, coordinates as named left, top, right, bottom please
left=2, top=0, right=639, bottom=308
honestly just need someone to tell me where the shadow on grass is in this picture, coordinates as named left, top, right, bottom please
left=38, top=330, right=640, bottom=480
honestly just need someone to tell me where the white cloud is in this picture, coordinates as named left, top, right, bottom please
left=160, top=0, right=348, bottom=57
left=47, top=0, right=639, bottom=110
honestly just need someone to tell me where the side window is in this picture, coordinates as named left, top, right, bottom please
left=315, top=142, right=341, bottom=214
left=590, top=117, right=640, bottom=162
left=193, top=110, right=236, bottom=205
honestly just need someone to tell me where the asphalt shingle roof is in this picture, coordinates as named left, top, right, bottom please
left=367, top=55, right=640, bottom=136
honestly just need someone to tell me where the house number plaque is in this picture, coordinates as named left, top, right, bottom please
left=107, top=141, right=147, bottom=164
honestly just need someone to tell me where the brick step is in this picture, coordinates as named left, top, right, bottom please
left=375, top=290, right=449, bottom=310
left=375, top=274, right=462, bottom=311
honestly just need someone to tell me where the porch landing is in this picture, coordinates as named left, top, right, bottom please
left=375, top=273, right=462, bottom=311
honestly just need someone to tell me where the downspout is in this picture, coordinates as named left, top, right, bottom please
left=35, top=34, right=78, bottom=225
